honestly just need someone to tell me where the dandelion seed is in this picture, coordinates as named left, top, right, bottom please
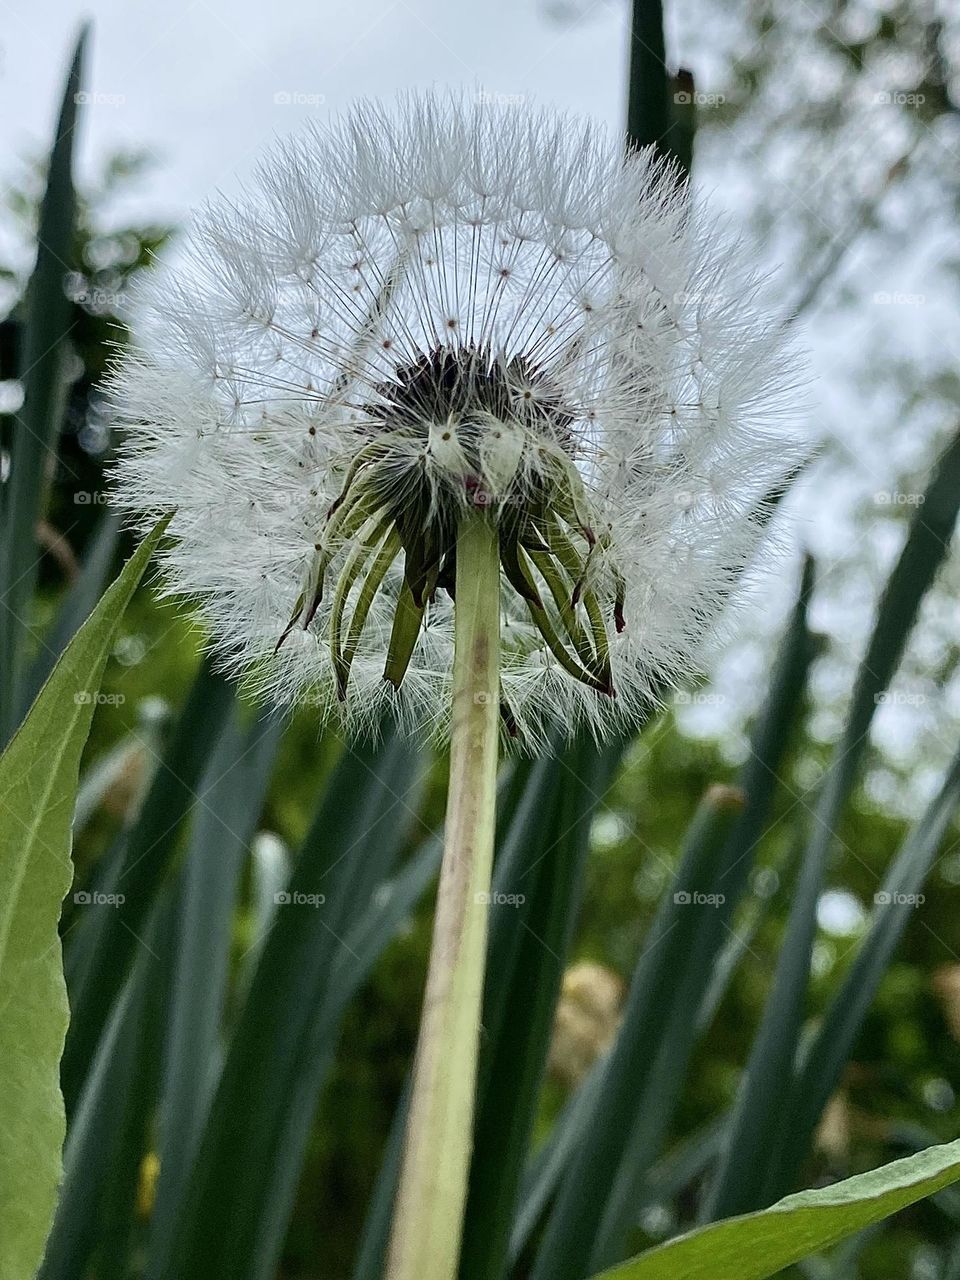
left=110, top=92, right=803, bottom=747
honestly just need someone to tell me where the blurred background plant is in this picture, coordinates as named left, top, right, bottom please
left=3, top=3, right=960, bottom=1278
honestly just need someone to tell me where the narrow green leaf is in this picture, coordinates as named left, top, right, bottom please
left=702, top=826, right=816, bottom=1222
left=625, top=0, right=671, bottom=159
left=61, top=655, right=235, bottom=1112
left=767, top=738, right=960, bottom=1200
left=590, top=1140, right=960, bottom=1280
left=146, top=709, right=284, bottom=1279
left=708, top=429, right=960, bottom=1222
left=509, top=1055, right=609, bottom=1267
left=533, top=557, right=817, bottom=1280
left=165, top=732, right=425, bottom=1280
left=0, top=26, right=88, bottom=742
left=461, top=740, right=624, bottom=1280
left=0, top=516, right=165, bottom=1280
left=39, top=888, right=176, bottom=1280
left=529, top=784, right=744, bottom=1280
left=23, top=511, right=123, bottom=714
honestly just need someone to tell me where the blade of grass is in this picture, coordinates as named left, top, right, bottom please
left=766, top=738, right=960, bottom=1201
left=61, top=654, right=235, bottom=1113
left=626, top=0, right=671, bottom=159
left=510, top=1055, right=609, bottom=1267
left=162, top=733, right=426, bottom=1280
left=530, top=784, right=745, bottom=1280
left=706, top=430, right=960, bottom=1223
left=146, top=708, right=284, bottom=1279
left=531, top=556, right=817, bottom=1280
left=0, top=27, right=87, bottom=743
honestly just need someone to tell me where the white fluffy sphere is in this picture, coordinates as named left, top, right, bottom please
left=110, top=92, right=804, bottom=746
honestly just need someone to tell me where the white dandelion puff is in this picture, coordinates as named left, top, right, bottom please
left=109, top=92, right=805, bottom=747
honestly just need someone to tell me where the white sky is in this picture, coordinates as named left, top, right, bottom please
left=2, top=0, right=631, bottom=222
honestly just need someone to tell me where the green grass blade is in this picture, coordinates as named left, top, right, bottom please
left=39, top=888, right=176, bottom=1280
left=336, top=831, right=442, bottom=997
left=702, top=831, right=819, bottom=1221
left=0, top=516, right=165, bottom=1280
left=461, top=741, right=624, bottom=1280
left=529, top=785, right=745, bottom=1280
left=532, top=558, right=817, bottom=1280
left=707, top=431, right=960, bottom=1222
left=589, top=1140, right=960, bottom=1280
left=61, top=655, right=235, bottom=1112
left=352, top=1078, right=412, bottom=1280
left=164, top=733, right=425, bottom=1280
left=145, top=709, right=284, bottom=1279
left=0, top=27, right=88, bottom=742
left=767, top=739, right=960, bottom=1200
left=626, top=0, right=670, bottom=158
left=74, top=698, right=169, bottom=835
left=23, top=510, right=122, bottom=713
left=510, top=1055, right=609, bottom=1267
left=812, top=427, right=960, bottom=852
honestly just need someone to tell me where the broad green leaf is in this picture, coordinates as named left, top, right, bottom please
left=591, top=1139, right=960, bottom=1280
left=0, top=517, right=165, bottom=1280
left=0, top=27, right=87, bottom=743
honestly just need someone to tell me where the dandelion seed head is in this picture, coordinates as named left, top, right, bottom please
left=110, top=92, right=805, bottom=748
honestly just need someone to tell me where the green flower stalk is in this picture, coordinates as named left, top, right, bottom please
left=385, top=512, right=500, bottom=1280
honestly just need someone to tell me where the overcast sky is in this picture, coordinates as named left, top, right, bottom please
left=3, top=0, right=632, bottom=222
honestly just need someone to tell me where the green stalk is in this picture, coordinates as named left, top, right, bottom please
left=384, top=511, right=501, bottom=1280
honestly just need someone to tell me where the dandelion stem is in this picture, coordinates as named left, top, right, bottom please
left=385, top=510, right=501, bottom=1280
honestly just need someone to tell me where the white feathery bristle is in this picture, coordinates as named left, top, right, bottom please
left=109, top=91, right=806, bottom=748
